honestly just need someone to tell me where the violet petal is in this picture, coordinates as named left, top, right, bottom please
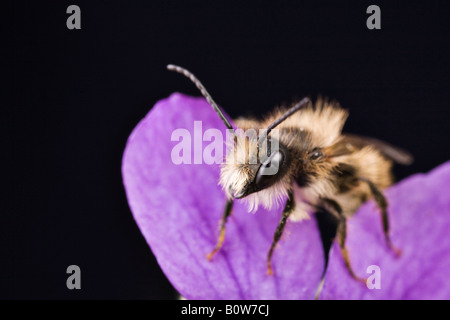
left=320, top=161, right=450, bottom=299
left=122, top=93, right=324, bottom=299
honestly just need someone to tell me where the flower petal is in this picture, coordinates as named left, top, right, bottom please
left=320, top=161, right=450, bottom=299
left=122, top=93, right=324, bottom=299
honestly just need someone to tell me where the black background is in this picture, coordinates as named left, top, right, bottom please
left=6, top=0, right=450, bottom=299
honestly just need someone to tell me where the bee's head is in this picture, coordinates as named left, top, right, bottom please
left=219, top=131, right=294, bottom=212
left=228, top=146, right=287, bottom=199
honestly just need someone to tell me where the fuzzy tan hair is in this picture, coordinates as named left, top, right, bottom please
left=219, top=98, right=350, bottom=213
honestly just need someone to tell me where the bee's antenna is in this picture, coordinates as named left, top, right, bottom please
left=258, top=97, right=311, bottom=145
left=167, top=64, right=237, bottom=137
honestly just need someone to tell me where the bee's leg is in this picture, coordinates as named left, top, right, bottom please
left=207, top=199, right=234, bottom=261
left=313, top=207, right=339, bottom=299
left=266, top=191, right=295, bottom=275
left=322, top=198, right=366, bottom=283
left=359, top=177, right=401, bottom=256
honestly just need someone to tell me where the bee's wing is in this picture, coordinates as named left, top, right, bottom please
left=335, top=133, right=414, bottom=165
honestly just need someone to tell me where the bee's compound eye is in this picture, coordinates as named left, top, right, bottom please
left=229, top=186, right=245, bottom=199
left=254, top=150, right=284, bottom=190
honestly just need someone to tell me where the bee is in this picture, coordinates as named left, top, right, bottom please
left=167, top=64, right=413, bottom=287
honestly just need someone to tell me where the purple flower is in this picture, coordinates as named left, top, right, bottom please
left=321, top=160, right=450, bottom=299
left=122, top=93, right=450, bottom=300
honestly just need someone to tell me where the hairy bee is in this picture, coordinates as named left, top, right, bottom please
left=167, top=65, right=413, bottom=286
